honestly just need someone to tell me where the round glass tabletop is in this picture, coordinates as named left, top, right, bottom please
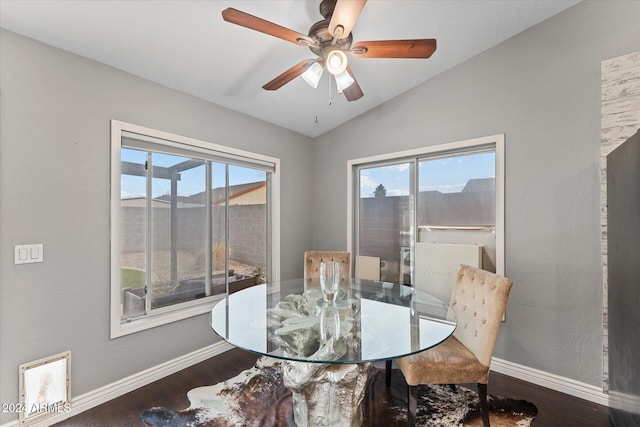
left=210, top=277, right=456, bottom=364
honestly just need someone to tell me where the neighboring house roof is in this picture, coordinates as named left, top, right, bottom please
left=121, top=197, right=171, bottom=208
left=121, top=181, right=267, bottom=206
left=155, top=194, right=194, bottom=204
left=185, top=181, right=266, bottom=205
left=214, top=181, right=266, bottom=205
left=461, top=177, right=495, bottom=193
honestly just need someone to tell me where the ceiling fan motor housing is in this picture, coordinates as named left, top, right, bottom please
left=308, top=19, right=352, bottom=59
left=319, top=0, right=338, bottom=20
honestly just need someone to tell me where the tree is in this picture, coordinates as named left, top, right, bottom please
left=374, top=184, right=387, bottom=197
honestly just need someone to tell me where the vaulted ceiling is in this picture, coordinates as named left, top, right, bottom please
left=0, top=0, right=579, bottom=137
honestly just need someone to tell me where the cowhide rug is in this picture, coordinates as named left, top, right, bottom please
left=141, top=358, right=537, bottom=427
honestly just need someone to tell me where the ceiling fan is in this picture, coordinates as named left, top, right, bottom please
left=222, top=0, right=436, bottom=102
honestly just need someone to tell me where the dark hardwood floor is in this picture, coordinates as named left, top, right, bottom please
left=54, top=347, right=611, bottom=426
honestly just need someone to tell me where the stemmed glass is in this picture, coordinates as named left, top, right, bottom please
left=319, top=261, right=340, bottom=302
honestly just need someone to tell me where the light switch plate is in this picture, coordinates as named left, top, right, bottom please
left=14, top=244, right=43, bottom=264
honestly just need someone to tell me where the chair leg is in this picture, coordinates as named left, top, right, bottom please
left=385, top=360, right=392, bottom=387
left=477, top=383, right=490, bottom=427
left=407, top=385, right=418, bottom=426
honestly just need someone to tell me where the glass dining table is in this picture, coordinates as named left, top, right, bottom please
left=210, top=277, right=457, bottom=427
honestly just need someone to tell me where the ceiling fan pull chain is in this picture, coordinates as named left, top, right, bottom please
left=328, top=72, right=333, bottom=106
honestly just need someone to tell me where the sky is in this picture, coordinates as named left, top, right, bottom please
left=120, top=148, right=266, bottom=199
left=359, top=151, right=495, bottom=198
left=121, top=148, right=495, bottom=199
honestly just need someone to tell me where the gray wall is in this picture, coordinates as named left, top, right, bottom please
left=1, top=1, right=638, bottom=421
left=312, top=0, right=640, bottom=387
left=0, top=29, right=313, bottom=423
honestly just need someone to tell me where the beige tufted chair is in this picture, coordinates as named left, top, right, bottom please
left=393, top=264, right=513, bottom=427
left=303, top=251, right=351, bottom=279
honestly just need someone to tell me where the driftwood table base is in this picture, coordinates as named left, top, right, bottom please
left=282, top=360, right=371, bottom=427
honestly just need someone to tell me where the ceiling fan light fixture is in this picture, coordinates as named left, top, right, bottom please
left=222, top=2, right=436, bottom=102
left=334, top=70, right=355, bottom=92
left=326, top=49, right=348, bottom=75
left=301, top=62, right=324, bottom=88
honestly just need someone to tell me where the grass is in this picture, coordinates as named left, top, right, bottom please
left=121, top=268, right=145, bottom=290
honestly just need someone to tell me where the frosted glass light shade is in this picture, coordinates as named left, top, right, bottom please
left=301, top=62, right=324, bottom=88
left=326, top=50, right=348, bottom=75
left=334, top=70, right=355, bottom=92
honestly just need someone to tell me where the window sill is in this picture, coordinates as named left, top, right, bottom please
left=110, top=295, right=224, bottom=339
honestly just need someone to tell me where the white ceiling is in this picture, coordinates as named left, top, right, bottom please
left=0, top=0, right=579, bottom=138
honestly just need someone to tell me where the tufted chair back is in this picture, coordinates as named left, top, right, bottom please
left=393, top=264, right=513, bottom=427
left=450, top=264, right=513, bottom=368
left=304, top=251, right=351, bottom=279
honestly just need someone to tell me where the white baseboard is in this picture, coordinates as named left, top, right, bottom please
left=1, top=348, right=610, bottom=427
left=1, top=341, right=234, bottom=427
left=490, top=357, right=610, bottom=407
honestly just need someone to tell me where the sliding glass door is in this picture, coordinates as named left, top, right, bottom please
left=351, top=136, right=504, bottom=287
left=417, top=150, right=497, bottom=271
left=357, top=162, right=414, bottom=285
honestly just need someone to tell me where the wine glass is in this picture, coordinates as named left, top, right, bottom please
left=320, top=261, right=340, bottom=301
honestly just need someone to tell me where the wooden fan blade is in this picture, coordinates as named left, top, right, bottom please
left=222, top=8, right=316, bottom=47
left=343, top=66, right=363, bottom=101
left=351, top=39, right=437, bottom=58
left=329, top=0, right=367, bottom=39
left=263, top=59, right=315, bottom=91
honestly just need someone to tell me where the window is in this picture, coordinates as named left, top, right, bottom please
left=348, top=135, right=504, bottom=287
left=111, top=121, right=280, bottom=338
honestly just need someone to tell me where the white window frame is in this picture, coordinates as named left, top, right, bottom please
left=110, top=120, right=280, bottom=338
left=347, top=134, right=505, bottom=277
